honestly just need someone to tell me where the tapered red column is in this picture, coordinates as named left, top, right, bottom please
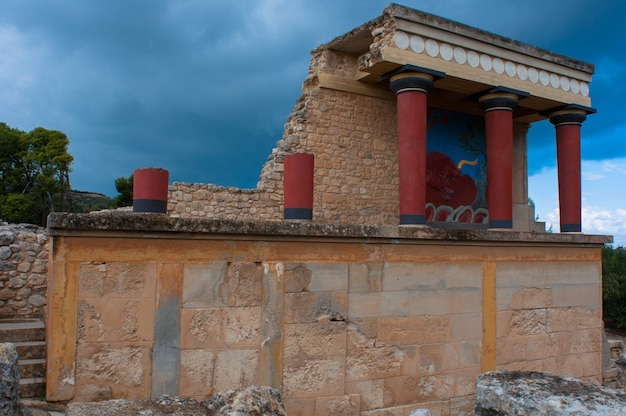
left=480, top=91, right=522, bottom=229
left=549, top=109, right=588, bottom=232
left=390, top=72, right=434, bottom=225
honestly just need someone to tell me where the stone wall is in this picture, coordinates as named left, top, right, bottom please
left=46, top=213, right=609, bottom=415
left=0, top=222, right=48, bottom=319
left=167, top=47, right=402, bottom=226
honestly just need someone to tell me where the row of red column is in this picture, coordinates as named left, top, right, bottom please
left=388, top=66, right=593, bottom=233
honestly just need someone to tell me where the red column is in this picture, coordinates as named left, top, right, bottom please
left=133, top=167, right=169, bottom=213
left=479, top=92, right=521, bottom=229
left=283, top=153, right=314, bottom=220
left=390, top=72, right=435, bottom=225
left=549, top=109, right=588, bottom=232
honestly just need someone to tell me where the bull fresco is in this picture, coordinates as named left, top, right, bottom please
left=425, top=108, right=488, bottom=224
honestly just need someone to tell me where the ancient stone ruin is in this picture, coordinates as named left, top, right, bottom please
left=1, top=2, right=622, bottom=416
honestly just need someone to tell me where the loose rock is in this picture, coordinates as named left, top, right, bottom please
left=475, top=370, right=626, bottom=415
left=0, top=343, right=32, bottom=416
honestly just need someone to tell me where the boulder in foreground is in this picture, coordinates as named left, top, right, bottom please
left=475, top=370, right=626, bottom=415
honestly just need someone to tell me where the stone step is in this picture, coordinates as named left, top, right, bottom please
left=14, top=340, right=46, bottom=360
left=20, top=377, right=46, bottom=399
left=19, top=358, right=46, bottom=379
left=0, top=318, right=45, bottom=342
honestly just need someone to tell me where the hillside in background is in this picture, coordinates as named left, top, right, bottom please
left=70, top=190, right=114, bottom=213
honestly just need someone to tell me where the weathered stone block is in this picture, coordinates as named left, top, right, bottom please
left=346, top=346, right=403, bottom=381
left=547, top=307, right=601, bottom=332
left=448, top=313, right=483, bottom=341
left=282, top=397, right=315, bottom=416
left=179, top=349, right=215, bottom=398
left=314, top=394, right=360, bottom=416
left=552, top=284, right=600, bottom=308
left=79, top=262, right=157, bottom=298
left=283, top=356, right=345, bottom=398
left=284, top=291, right=347, bottom=323
left=304, top=263, right=349, bottom=292
left=75, top=343, right=152, bottom=400
left=182, top=262, right=227, bottom=308
left=383, top=262, right=482, bottom=292
left=348, top=262, right=382, bottom=293
left=77, top=298, right=154, bottom=343
left=213, top=349, right=258, bottom=392
left=348, top=292, right=381, bottom=318
left=377, top=316, right=450, bottom=346
left=226, top=262, right=263, bottom=306
left=283, top=322, right=346, bottom=359
left=345, top=379, right=384, bottom=411
left=181, top=307, right=261, bottom=349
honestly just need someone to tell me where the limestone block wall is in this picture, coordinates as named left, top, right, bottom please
left=0, top=222, right=49, bottom=319
left=46, top=215, right=607, bottom=415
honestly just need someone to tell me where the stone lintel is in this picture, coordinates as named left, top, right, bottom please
left=47, top=213, right=612, bottom=246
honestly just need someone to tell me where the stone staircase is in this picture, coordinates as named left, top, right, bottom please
left=0, top=318, right=46, bottom=398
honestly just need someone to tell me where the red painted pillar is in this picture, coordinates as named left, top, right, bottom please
left=283, top=153, right=314, bottom=220
left=133, top=167, right=169, bottom=213
left=480, top=90, right=523, bottom=229
left=390, top=72, right=436, bottom=225
left=549, top=108, right=591, bottom=232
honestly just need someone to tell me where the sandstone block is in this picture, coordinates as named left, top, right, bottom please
left=77, top=298, right=154, bottom=343
left=283, top=322, right=346, bottom=359
left=213, top=349, right=258, bottom=392
left=284, top=292, right=347, bottom=323
left=179, top=349, right=215, bottom=398
left=346, top=346, right=403, bottom=381
left=226, top=262, right=263, bottom=306
left=282, top=398, right=315, bottom=416
left=79, top=262, right=157, bottom=298
left=181, top=307, right=261, bottom=349
left=348, top=263, right=383, bottom=293
left=383, top=262, right=481, bottom=292
left=345, top=379, right=384, bottom=411
left=377, top=315, right=450, bottom=346
left=283, top=356, right=345, bottom=398
left=75, top=343, right=152, bottom=400
left=314, top=394, right=360, bottom=416
left=182, top=262, right=228, bottom=308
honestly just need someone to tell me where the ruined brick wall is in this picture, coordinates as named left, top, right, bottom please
left=46, top=216, right=607, bottom=414
left=0, top=222, right=48, bottom=319
left=167, top=47, right=401, bottom=225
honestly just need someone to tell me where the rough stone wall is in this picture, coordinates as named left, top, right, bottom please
left=0, top=222, right=48, bottom=319
left=167, top=47, right=400, bottom=225
left=495, top=262, right=603, bottom=382
left=46, top=223, right=605, bottom=415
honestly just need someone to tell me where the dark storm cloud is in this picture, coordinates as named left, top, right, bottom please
left=1, top=0, right=624, bottom=195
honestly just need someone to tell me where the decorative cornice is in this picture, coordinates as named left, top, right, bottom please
left=392, top=31, right=590, bottom=98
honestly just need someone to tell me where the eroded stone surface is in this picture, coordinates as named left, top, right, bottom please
left=475, top=370, right=626, bottom=415
left=66, top=387, right=285, bottom=416
left=0, top=343, right=32, bottom=416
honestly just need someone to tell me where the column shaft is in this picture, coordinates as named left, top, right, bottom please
left=549, top=108, right=589, bottom=233
left=485, top=109, right=513, bottom=228
left=556, top=124, right=582, bottom=232
left=480, top=92, right=521, bottom=229
left=390, top=73, right=434, bottom=225
left=397, top=88, right=428, bottom=224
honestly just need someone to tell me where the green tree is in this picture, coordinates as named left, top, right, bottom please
left=0, top=122, right=74, bottom=225
left=602, top=245, right=626, bottom=328
left=113, top=174, right=133, bottom=207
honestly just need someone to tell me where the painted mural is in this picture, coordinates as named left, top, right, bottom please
left=425, top=108, right=488, bottom=224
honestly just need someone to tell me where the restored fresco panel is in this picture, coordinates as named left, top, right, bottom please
left=426, top=108, right=488, bottom=225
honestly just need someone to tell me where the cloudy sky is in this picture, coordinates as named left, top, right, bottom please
left=1, top=1, right=625, bottom=245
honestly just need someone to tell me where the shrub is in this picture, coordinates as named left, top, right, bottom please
left=602, top=245, right=626, bottom=328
